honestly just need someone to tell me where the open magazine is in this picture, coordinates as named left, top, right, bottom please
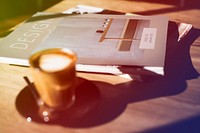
left=0, top=12, right=170, bottom=76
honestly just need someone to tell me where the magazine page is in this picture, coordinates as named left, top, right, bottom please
left=0, top=13, right=168, bottom=66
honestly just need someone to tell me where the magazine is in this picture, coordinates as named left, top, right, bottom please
left=0, top=12, right=169, bottom=75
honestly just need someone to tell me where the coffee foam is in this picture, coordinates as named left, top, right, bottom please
left=39, top=54, right=72, bottom=72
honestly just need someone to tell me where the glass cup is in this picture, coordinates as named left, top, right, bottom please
left=29, top=48, right=77, bottom=111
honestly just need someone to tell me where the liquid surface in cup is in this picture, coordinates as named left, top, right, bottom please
left=39, top=54, right=72, bottom=72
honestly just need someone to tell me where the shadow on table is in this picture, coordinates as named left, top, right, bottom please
left=15, top=21, right=200, bottom=128
left=128, top=22, right=200, bottom=133
left=141, top=114, right=200, bottom=133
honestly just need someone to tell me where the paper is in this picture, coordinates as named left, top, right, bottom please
left=63, top=5, right=104, bottom=14
left=139, top=28, right=157, bottom=49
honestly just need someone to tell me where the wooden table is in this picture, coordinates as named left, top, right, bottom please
left=1, top=0, right=200, bottom=132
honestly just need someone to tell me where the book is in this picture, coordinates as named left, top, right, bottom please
left=0, top=12, right=169, bottom=76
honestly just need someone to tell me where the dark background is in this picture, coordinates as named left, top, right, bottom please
left=0, top=0, right=62, bottom=21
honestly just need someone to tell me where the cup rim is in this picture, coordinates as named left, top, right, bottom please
left=29, top=48, right=77, bottom=73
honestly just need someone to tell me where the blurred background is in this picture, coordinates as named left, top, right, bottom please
left=0, top=0, right=61, bottom=21
left=0, top=0, right=61, bottom=36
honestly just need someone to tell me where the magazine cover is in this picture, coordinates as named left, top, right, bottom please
left=0, top=12, right=168, bottom=65
left=0, top=12, right=169, bottom=75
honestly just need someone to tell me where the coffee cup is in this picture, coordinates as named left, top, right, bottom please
left=29, top=48, right=77, bottom=111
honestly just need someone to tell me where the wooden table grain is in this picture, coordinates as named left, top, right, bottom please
left=1, top=0, right=200, bottom=133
